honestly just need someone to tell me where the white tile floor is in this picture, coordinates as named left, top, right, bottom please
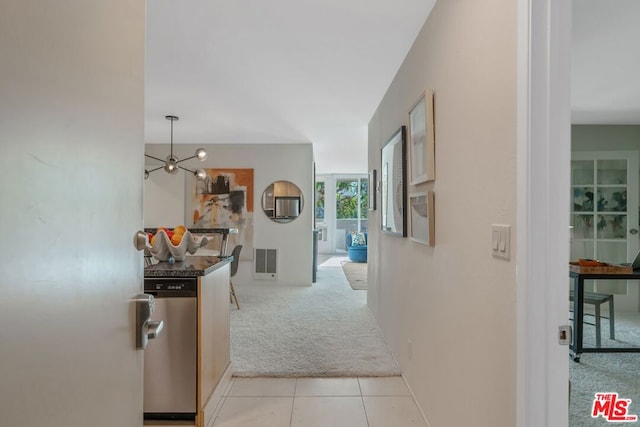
left=211, top=376, right=427, bottom=427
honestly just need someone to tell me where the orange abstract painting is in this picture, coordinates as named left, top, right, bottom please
left=192, top=168, right=254, bottom=258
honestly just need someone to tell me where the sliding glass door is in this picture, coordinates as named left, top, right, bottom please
left=336, top=177, right=368, bottom=236
left=315, top=174, right=368, bottom=253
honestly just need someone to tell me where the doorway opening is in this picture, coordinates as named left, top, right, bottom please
left=315, top=174, right=369, bottom=289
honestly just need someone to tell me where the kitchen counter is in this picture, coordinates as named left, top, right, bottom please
left=143, top=255, right=233, bottom=427
left=144, top=256, right=232, bottom=278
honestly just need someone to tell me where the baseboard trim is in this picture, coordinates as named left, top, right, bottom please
left=401, top=373, right=432, bottom=427
left=202, top=363, right=233, bottom=427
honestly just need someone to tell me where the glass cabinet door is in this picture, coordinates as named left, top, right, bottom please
left=571, top=152, right=639, bottom=297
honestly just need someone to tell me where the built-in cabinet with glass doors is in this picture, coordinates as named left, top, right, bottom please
left=571, top=151, right=639, bottom=306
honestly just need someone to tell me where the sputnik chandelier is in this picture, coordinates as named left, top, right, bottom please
left=144, top=115, right=207, bottom=180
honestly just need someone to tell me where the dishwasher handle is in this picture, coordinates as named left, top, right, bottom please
left=134, top=294, right=164, bottom=350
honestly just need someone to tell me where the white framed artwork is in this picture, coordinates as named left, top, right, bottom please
left=408, top=90, right=435, bottom=184
left=409, top=191, right=434, bottom=246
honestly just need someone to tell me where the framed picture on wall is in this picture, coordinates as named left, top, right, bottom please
left=368, top=169, right=376, bottom=211
left=188, top=168, right=255, bottom=259
left=380, top=126, right=407, bottom=237
left=409, top=191, right=435, bottom=246
left=408, top=90, right=435, bottom=184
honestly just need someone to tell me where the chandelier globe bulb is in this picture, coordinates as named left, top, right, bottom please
left=195, top=148, right=208, bottom=161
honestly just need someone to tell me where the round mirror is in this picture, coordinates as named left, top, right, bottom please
left=262, top=181, right=304, bottom=223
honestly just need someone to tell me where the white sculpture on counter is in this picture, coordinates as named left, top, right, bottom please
left=147, top=230, right=209, bottom=262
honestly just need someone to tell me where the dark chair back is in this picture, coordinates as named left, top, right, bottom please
left=230, top=245, right=243, bottom=278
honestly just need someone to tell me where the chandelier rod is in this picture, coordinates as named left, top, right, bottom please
left=147, top=165, right=164, bottom=173
left=170, top=116, right=174, bottom=158
left=178, top=165, right=196, bottom=174
left=145, top=152, right=198, bottom=167
left=176, top=154, right=198, bottom=163
left=144, top=154, right=165, bottom=163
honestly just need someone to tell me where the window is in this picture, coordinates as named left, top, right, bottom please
left=315, top=181, right=325, bottom=222
left=360, top=179, right=368, bottom=220
left=336, top=177, right=368, bottom=233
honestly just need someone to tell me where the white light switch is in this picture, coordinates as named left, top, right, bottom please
left=491, top=224, right=511, bottom=260
left=499, top=230, right=507, bottom=251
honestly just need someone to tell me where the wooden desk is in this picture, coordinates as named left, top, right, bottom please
left=569, top=270, right=640, bottom=362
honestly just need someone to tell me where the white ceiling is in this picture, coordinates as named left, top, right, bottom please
left=145, top=0, right=436, bottom=173
left=572, top=0, right=640, bottom=125
left=145, top=1, right=640, bottom=174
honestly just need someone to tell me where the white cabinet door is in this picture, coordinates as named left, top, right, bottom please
left=571, top=151, right=640, bottom=310
left=0, top=1, right=145, bottom=426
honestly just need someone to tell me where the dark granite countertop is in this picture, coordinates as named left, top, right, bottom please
left=144, top=227, right=238, bottom=234
left=144, top=256, right=233, bottom=278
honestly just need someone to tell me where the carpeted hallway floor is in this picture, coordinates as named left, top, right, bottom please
left=230, top=257, right=399, bottom=377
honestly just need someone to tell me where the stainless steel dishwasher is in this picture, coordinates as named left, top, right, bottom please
left=143, top=277, right=198, bottom=422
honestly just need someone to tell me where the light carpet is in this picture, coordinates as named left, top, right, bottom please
left=570, top=312, right=640, bottom=426
left=230, top=263, right=400, bottom=377
left=341, top=261, right=368, bottom=290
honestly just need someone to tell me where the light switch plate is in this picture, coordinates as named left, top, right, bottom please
left=491, top=224, right=511, bottom=260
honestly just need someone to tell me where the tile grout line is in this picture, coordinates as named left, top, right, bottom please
left=289, top=378, right=298, bottom=427
left=358, top=377, right=371, bottom=427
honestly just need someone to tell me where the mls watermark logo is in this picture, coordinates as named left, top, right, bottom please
left=592, top=392, right=638, bottom=422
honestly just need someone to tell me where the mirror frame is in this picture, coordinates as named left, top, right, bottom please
left=261, top=181, right=304, bottom=223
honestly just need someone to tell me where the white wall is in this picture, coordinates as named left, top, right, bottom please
left=573, top=125, right=640, bottom=151
left=368, top=1, right=517, bottom=426
left=144, top=143, right=314, bottom=286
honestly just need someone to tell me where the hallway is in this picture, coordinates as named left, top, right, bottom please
left=229, top=256, right=393, bottom=377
